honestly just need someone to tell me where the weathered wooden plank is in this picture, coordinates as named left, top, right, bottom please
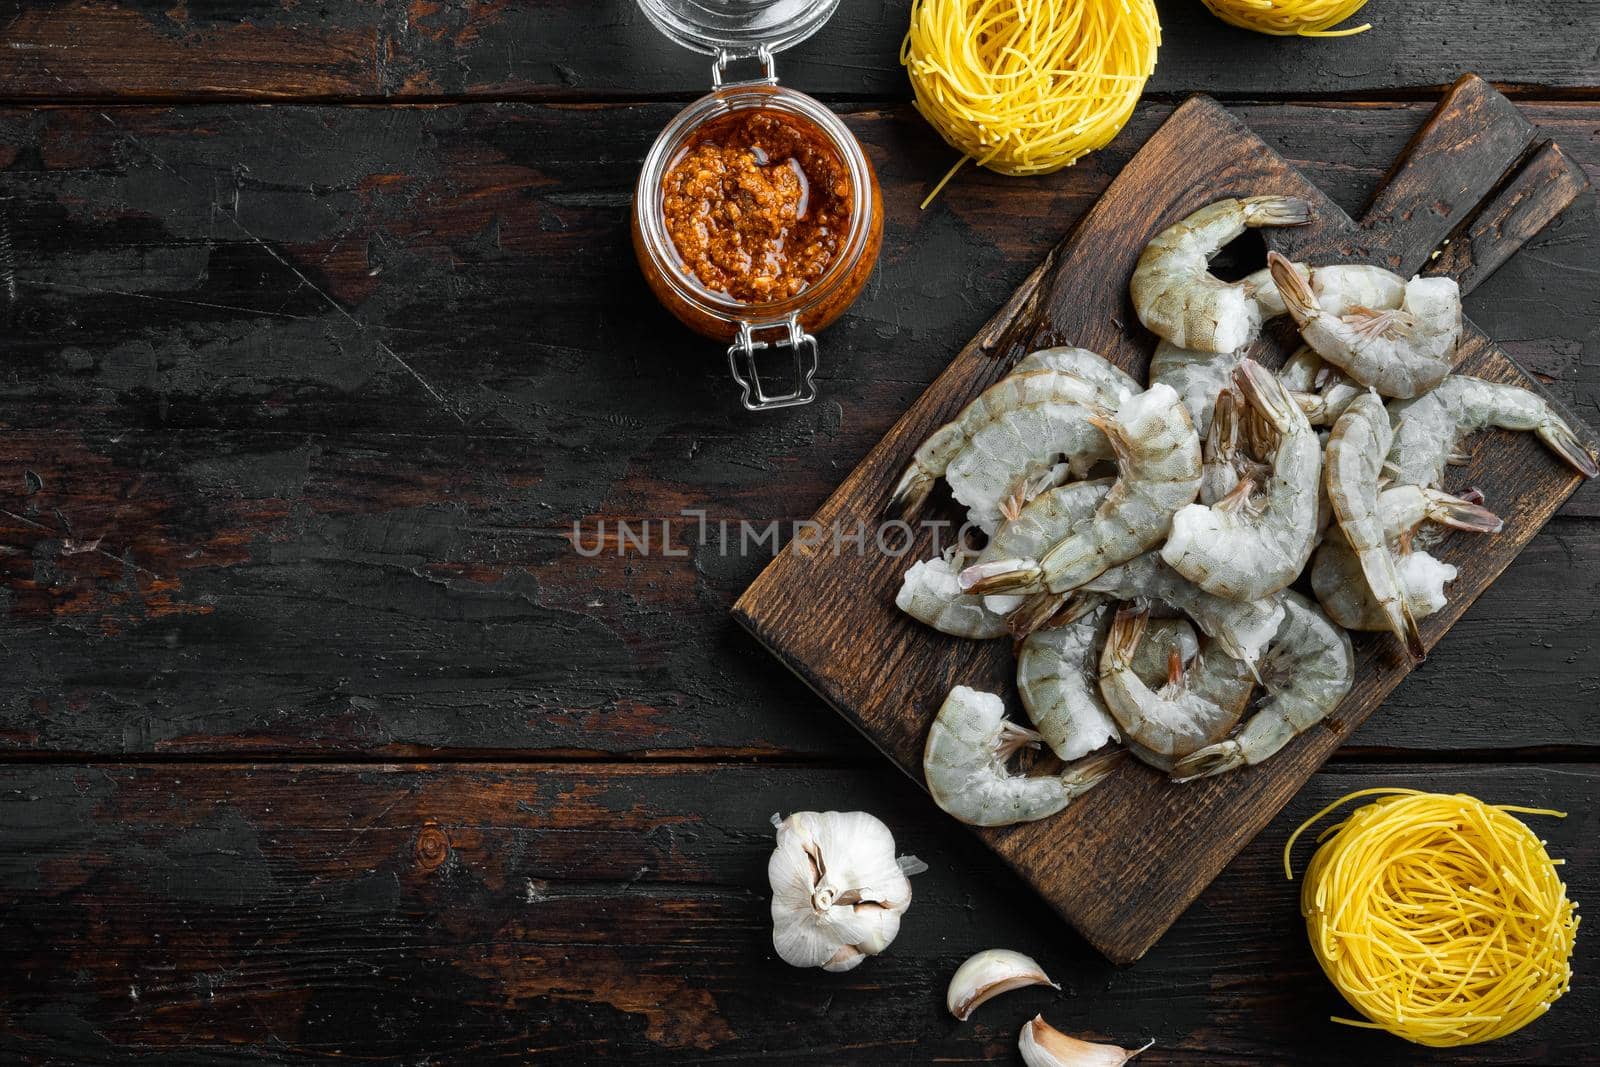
left=733, top=84, right=1598, bottom=961
left=4, top=101, right=1596, bottom=452
left=0, top=761, right=1590, bottom=1064
left=1, top=100, right=1596, bottom=758
left=1, top=422, right=1595, bottom=757
left=3, top=1, right=1599, bottom=101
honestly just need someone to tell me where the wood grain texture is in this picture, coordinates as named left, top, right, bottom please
left=0, top=760, right=1592, bottom=1065
left=3, top=1, right=1600, bottom=101
left=2, top=8, right=1599, bottom=1064
left=2, top=96, right=1598, bottom=759
left=734, top=78, right=1597, bottom=962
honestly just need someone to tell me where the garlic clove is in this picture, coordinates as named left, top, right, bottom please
left=946, top=949, right=1059, bottom=1021
left=821, top=900, right=902, bottom=957
left=1018, top=1015, right=1154, bottom=1067
left=822, top=943, right=866, bottom=972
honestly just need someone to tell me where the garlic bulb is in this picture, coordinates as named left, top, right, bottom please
left=947, top=949, right=1059, bottom=1020
left=1019, top=1015, right=1153, bottom=1067
left=768, top=811, right=928, bottom=972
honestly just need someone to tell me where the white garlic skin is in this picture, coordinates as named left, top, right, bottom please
left=946, top=948, right=1058, bottom=1020
left=1019, top=1015, right=1153, bottom=1067
left=767, top=810, right=923, bottom=972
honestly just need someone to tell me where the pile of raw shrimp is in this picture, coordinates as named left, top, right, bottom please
left=894, top=195, right=1598, bottom=828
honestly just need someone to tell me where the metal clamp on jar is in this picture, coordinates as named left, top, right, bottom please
left=631, top=0, right=883, bottom=411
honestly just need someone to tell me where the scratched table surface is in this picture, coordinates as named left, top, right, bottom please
left=0, top=3, right=1598, bottom=1065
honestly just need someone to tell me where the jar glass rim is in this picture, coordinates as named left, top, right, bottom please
left=634, top=0, right=842, bottom=58
left=634, top=85, right=874, bottom=324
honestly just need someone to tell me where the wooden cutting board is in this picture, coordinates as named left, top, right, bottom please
left=732, top=75, right=1595, bottom=964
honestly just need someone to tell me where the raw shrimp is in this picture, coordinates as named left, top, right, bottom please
left=1271, top=251, right=1459, bottom=398
left=1130, top=196, right=1312, bottom=353
left=1170, top=592, right=1353, bottom=781
left=1197, top=388, right=1268, bottom=506
left=1378, top=484, right=1503, bottom=543
left=1310, top=263, right=1406, bottom=317
left=1296, top=266, right=1405, bottom=424
left=1128, top=617, right=1202, bottom=680
left=1324, top=391, right=1423, bottom=659
left=1013, top=347, right=1139, bottom=405
left=1199, top=388, right=1243, bottom=505
left=960, top=384, right=1202, bottom=598
left=1387, top=374, right=1599, bottom=487
left=1277, top=345, right=1321, bottom=392
left=977, top=478, right=1114, bottom=620
left=922, top=686, right=1123, bottom=827
left=1310, top=486, right=1501, bottom=631
left=1098, top=607, right=1254, bottom=768
left=896, top=551, right=1010, bottom=639
left=1148, top=342, right=1241, bottom=437
left=1017, top=608, right=1201, bottom=762
left=1239, top=259, right=1309, bottom=319
left=946, top=399, right=1108, bottom=533
left=896, top=479, right=1113, bottom=635
left=1161, top=360, right=1321, bottom=601
left=1280, top=345, right=1361, bottom=426
left=1072, top=552, right=1286, bottom=668
left=1017, top=606, right=1118, bottom=761
left=887, top=370, right=1104, bottom=522
left=1312, top=529, right=1457, bottom=632
left=1148, top=261, right=1313, bottom=435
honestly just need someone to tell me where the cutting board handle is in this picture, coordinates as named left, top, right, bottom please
left=1357, top=74, right=1538, bottom=272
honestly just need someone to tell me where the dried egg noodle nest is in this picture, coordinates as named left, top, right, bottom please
left=901, top=0, right=1161, bottom=204
left=1286, top=788, right=1578, bottom=1047
left=1200, top=0, right=1371, bottom=37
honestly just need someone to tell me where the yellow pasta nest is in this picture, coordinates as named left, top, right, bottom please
left=1201, top=0, right=1371, bottom=37
left=1286, top=788, right=1579, bottom=1047
left=901, top=0, right=1161, bottom=204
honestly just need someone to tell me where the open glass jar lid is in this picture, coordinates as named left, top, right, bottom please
left=635, top=0, right=841, bottom=59
left=631, top=0, right=883, bottom=411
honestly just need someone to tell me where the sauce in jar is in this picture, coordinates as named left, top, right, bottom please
left=661, top=108, right=851, bottom=304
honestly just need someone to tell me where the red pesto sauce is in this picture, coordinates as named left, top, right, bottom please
left=661, top=108, right=851, bottom=304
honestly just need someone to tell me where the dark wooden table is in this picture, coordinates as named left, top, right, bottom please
left=1, top=4, right=1597, bottom=1064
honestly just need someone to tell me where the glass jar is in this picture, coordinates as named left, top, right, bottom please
left=631, top=2, right=883, bottom=411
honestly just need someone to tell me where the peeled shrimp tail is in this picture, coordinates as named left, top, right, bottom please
left=1102, top=604, right=1150, bottom=670
left=1005, top=591, right=1072, bottom=637
left=1047, top=592, right=1113, bottom=630
left=1241, top=195, right=1312, bottom=227
left=1391, top=591, right=1425, bottom=660
left=1061, top=747, right=1129, bottom=794
left=963, top=555, right=1047, bottom=598
left=1418, top=487, right=1503, bottom=534
left=1270, top=249, right=1320, bottom=327
left=1199, top=388, right=1243, bottom=505
left=1539, top=416, right=1600, bottom=479
left=1233, top=355, right=1301, bottom=429
left=887, top=465, right=935, bottom=520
